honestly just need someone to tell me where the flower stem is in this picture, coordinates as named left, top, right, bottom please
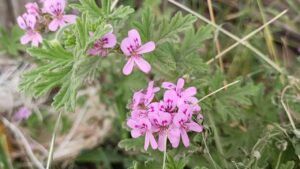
left=162, top=136, right=168, bottom=169
left=208, top=113, right=228, bottom=168
left=197, top=80, right=240, bottom=103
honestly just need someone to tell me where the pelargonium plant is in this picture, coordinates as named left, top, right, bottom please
left=16, top=0, right=287, bottom=168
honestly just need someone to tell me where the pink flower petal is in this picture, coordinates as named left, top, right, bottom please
left=122, top=58, right=135, bottom=75
left=102, top=32, right=117, bottom=48
left=48, top=19, right=64, bottom=31
left=158, top=132, right=167, bottom=151
left=127, top=118, right=137, bottom=129
left=134, top=57, right=151, bottom=74
left=182, top=87, right=197, bottom=98
left=31, top=32, right=42, bottom=47
left=178, top=104, right=192, bottom=119
left=158, top=112, right=172, bottom=126
left=87, top=47, right=100, bottom=56
left=44, top=0, right=65, bottom=16
left=136, top=41, right=155, bottom=54
left=148, top=132, right=158, bottom=149
left=168, top=128, right=180, bottom=148
left=181, top=129, right=190, bottom=147
left=63, top=15, right=77, bottom=24
left=187, top=122, right=203, bottom=132
left=25, top=14, right=37, bottom=30
left=163, top=90, right=178, bottom=110
left=131, top=130, right=141, bottom=138
left=120, top=37, right=132, bottom=56
left=128, top=29, right=141, bottom=48
left=144, top=132, right=150, bottom=150
left=162, top=82, right=176, bottom=90
left=20, top=34, right=31, bottom=45
left=176, top=78, right=185, bottom=92
left=17, top=16, right=27, bottom=30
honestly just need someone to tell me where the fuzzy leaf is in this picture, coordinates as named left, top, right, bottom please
left=279, top=161, right=295, bottom=169
left=166, top=155, right=187, bottom=169
left=156, top=12, right=197, bottom=44
left=118, top=138, right=145, bottom=152
left=27, top=41, right=73, bottom=61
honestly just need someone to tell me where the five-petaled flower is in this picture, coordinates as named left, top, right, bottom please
left=44, top=0, right=77, bottom=31
left=88, top=31, right=117, bottom=57
left=121, top=29, right=156, bottom=75
left=17, top=14, right=43, bottom=46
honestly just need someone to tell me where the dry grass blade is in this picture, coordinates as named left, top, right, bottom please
left=1, top=117, right=45, bottom=169
left=46, top=111, right=62, bottom=169
left=197, top=80, right=240, bottom=103
left=206, top=10, right=287, bottom=64
left=168, top=0, right=286, bottom=74
left=280, top=86, right=296, bottom=130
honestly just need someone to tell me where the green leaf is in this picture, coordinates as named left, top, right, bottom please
left=180, top=26, right=213, bottom=57
left=71, top=0, right=101, bottom=17
left=166, top=154, right=187, bottom=169
left=279, top=161, right=295, bottom=169
left=71, top=0, right=134, bottom=21
left=133, top=10, right=196, bottom=45
left=118, top=138, right=145, bottom=152
left=214, top=82, right=260, bottom=121
left=76, top=14, right=89, bottom=50
left=156, top=12, right=197, bottom=44
left=133, top=8, right=154, bottom=42
left=27, top=41, right=73, bottom=61
left=108, top=5, right=134, bottom=20
left=0, top=25, right=24, bottom=56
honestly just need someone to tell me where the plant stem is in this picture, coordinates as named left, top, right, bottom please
left=46, top=111, right=63, bottom=169
left=281, top=85, right=297, bottom=130
left=208, top=113, right=228, bottom=168
left=202, top=133, right=220, bottom=169
left=162, top=136, right=167, bottom=169
left=197, top=80, right=240, bottom=103
left=207, top=0, right=225, bottom=75
left=275, top=152, right=283, bottom=169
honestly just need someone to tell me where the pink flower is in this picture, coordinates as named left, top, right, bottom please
left=25, top=2, right=40, bottom=16
left=121, top=29, right=155, bottom=75
left=44, top=0, right=77, bottom=31
left=148, top=112, right=172, bottom=151
left=88, top=32, right=117, bottom=57
left=162, top=78, right=197, bottom=106
left=14, top=107, right=32, bottom=121
left=158, top=90, right=178, bottom=114
left=17, top=14, right=42, bottom=46
left=127, top=118, right=158, bottom=150
left=131, top=81, right=160, bottom=110
left=170, top=107, right=203, bottom=148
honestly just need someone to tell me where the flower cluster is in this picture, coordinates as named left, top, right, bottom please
left=127, top=78, right=203, bottom=151
left=17, top=0, right=77, bottom=46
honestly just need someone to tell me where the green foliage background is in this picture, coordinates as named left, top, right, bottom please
left=1, top=0, right=299, bottom=168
